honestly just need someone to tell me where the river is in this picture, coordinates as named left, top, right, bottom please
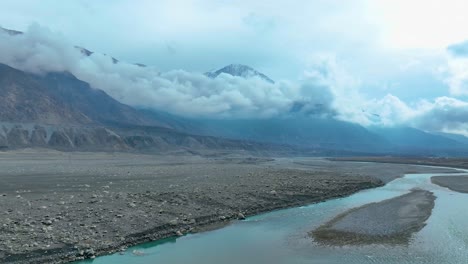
left=78, top=169, right=468, bottom=264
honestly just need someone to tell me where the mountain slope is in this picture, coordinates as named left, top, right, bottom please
left=433, top=132, right=468, bottom=145
left=0, top=63, right=91, bottom=124
left=205, top=64, right=275, bottom=83
left=0, top=63, right=166, bottom=127
left=178, top=117, right=391, bottom=152
left=369, top=126, right=466, bottom=152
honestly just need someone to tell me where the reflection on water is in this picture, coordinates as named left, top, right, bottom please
left=78, top=171, right=468, bottom=264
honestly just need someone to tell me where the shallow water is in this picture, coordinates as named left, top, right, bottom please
left=79, top=170, right=468, bottom=264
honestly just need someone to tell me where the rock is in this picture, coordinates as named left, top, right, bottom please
left=169, top=219, right=178, bottom=226
left=270, top=190, right=277, bottom=195
left=176, top=230, right=183, bottom=236
left=84, top=248, right=95, bottom=258
left=237, top=213, right=246, bottom=220
left=132, top=250, right=145, bottom=256
left=42, top=220, right=53, bottom=226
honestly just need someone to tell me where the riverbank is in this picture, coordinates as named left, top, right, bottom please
left=312, top=189, right=436, bottom=245
left=330, top=156, right=468, bottom=170
left=0, top=150, right=459, bottom=263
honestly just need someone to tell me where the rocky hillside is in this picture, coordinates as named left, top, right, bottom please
left=0, top=122, right=296, bottom=154
left=0, top=63, right=166, bottom=127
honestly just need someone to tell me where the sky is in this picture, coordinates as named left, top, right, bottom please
left=2, top=0, right=468, bottom=135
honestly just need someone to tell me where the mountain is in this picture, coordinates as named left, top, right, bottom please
left=165, top=117, right=391, bottom=153
left=1, top=27, right=146, bottom=67
left=0, top=63, right=91, bottom=125
left=369, top=126, right=467, bottom=155
left=0, top=63, right=295, bottom=154
left=0, top=27, right=21, bottom=36
left=433, top=131, right=468, bottom=145
left=2, top=26, right=468, bottom=156
left=127, top=107, right=400, bottom=154
left=0, top=63, right=164, bottom=127
left=205, top=64, right=275, bottom=83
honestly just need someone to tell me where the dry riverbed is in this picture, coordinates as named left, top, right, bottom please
left=0, top=150, right=458, bottom=263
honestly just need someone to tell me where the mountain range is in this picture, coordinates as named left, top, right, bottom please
left=1, top=27, right=468, bottom=156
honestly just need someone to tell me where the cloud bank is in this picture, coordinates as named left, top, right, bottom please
left=0, top=24, right=335, bottom=119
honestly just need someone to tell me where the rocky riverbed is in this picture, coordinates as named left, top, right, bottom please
left=0, top=150, right=458, bottom=263
left=431, top=176, right=468, bottom=193
left=311, top=189, right=436, bottom=245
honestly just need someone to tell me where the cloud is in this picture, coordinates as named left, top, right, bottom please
left=0, top=24, right=336, bottom=119
left=353, top=92, right=468, bottom=135
left=444, top=40, right=468, bottom=97
left=447, top=40, right=468, bottom=57
left=411, top=97, right=468, bottom=134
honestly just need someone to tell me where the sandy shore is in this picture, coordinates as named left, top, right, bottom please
left=431, top=176, right=468, bottom=193
left=312, top=190, right=436, bottom=245
left=0, top=150, right=458, bottom=263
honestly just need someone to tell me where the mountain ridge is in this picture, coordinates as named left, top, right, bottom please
left=205, top=64, right=275, bottom=83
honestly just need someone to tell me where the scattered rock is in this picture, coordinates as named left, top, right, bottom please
left=84, top=248, right=95, bottom=258
left=42, top=220, right=53, bottom=226
left=237, top=212, right=246, bottom=220
left=132, top=250, right=145, bottom=256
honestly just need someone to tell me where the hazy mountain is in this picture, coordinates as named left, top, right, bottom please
left=205, top=64, right=275, bottom=83
left=135, top=107, right=396, bottom=153
left=1, top=27, right=146, bottom=67
left=179, top=117, right=392, bottom=152
left=0, top=27, right=21, bottom=36
left=369, top=126, right=467, bottom=154
left=433, top=132, right=468, bottom=145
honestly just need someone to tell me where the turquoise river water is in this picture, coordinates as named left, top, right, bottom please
left=78, top=169, right=468, bottom=264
